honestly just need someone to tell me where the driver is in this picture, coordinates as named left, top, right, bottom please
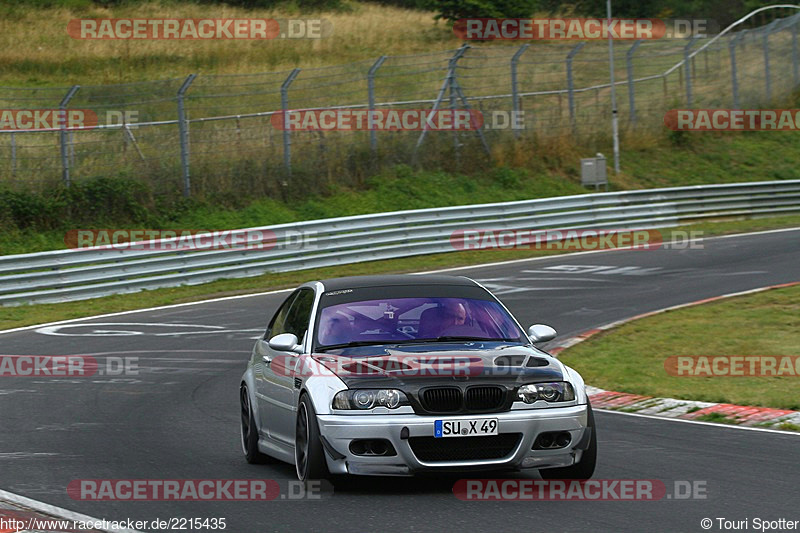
left=441, top=300, right=467, bottom=329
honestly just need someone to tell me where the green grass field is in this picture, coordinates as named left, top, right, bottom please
left=0, top=1, right=458, bottom=86
left=560, top=283, right=800, bottom=410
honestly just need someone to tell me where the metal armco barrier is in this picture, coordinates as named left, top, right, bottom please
left=0, top=179, right=798, bottom=306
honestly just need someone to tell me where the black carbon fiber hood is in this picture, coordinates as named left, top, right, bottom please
left=312, top=342, right=564, bottom=414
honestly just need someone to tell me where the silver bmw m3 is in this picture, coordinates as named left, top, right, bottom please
left=240, top=274, right=597, bottom=481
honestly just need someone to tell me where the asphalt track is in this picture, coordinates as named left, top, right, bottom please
left=0, top=228, right=798, bottom=533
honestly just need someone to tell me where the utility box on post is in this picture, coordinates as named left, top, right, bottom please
left=581, top=153, right=608, bottom=191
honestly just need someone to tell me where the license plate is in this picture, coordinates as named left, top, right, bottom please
left=434, top=418, right=498, bottom=438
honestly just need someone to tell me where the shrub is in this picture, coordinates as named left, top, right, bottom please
left=428, top=0, right=539, bottom=23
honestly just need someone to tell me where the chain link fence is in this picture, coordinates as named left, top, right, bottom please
left=2, top=14, right=799, bottom=197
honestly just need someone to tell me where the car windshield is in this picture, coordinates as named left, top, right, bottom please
left=315, top=296, right=524, bottom=349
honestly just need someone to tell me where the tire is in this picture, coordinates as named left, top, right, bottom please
left=540, top=402, right=597, bottom=480
left=240, top=384, right=271, bottom=464
left=295, top=393, right=330, bottom=481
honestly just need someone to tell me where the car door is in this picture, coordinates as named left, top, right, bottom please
left=255, top=288, right=315, bottom=446
left=254, top=290, right=298, bottom=440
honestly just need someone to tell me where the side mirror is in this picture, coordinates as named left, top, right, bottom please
left=527, top=324, right=557, bottom=344
left=268, top=333, right=302, bottom=354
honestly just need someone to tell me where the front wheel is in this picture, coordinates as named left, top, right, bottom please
left=540, top=402, right=597, bottom=480
left=295, top=393, right=330, bottom=481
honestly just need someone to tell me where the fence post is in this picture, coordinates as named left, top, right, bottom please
left=280, top=68, right=301, bottom=178
left=793, top=19, right=799, bottom=87
left=69, top=131, right=75, bottom=168
left=729, top=32, right=744, bottom=109
left=626, top=40, right=643, bottom=124
left=367, top=56, right=386, bottom=158
left=449, top=71, right=459, bottom=162
left=510, top=44, right=530, bottom=139
left=762, top=20, right=779, bottom=102
left=177, top=74, right=196, bottom=198
left=683, top=36, right=699, bottom=107
left=59, top=85, right=80, bottom=187
left=414, top=45, right=469, bottom=161
left=10, top=133, right=16, bottom=177
left=566, top=42, right=584, bottom=134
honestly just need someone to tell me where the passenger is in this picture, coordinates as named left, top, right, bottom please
left=319, top=315, right=353, bottom=345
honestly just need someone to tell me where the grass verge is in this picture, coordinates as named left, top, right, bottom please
left=1, top=215, right=799, bottom=332
left=0, top=1, right=455, bottom=86
left=560, top=281, right=800, bottom=411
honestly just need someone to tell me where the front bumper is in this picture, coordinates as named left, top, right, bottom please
left=317, top=404, right=590, bottom=476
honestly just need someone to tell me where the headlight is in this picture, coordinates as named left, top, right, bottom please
left=517, top=382, right=575, bottom=403
left=332, top=389, right=409, bottom=410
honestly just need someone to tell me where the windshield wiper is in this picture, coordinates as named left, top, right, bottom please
left=316, top=339, right=423, bottom=351
left=423, top=335, right=503, bottom=343
left=317, top=336, right=518, bottom=351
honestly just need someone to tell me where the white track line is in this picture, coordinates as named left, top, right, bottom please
left=420, top=226, right=800, bottom=274
left=595, top=409, right=800, bottom=436
left=0, top=287, right=293, bottom=336
left=0, top=488, right=142, bottom=533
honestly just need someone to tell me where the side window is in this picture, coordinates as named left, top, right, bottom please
left=283, top=288, right=315, bottom=345
left=265, top=291, right=299, bottom=339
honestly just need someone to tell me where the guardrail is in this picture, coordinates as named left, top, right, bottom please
left=1, top=179, right=799, bottom=306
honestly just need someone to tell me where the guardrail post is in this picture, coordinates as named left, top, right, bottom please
left=762, top=20, right=779, bottom=102
left=177, top=74, right=196, bottom=198
left=367, top=56, right=386, bottom=158
left=510, top=44, right=529, bottom=139
left=683, top=36, right=699, bottom=107
left=566, top=43, right=584, bottom=134
left=413, top=45, right=468, bottom=162
left=280, top=68, right=301, bottom=178
left=729, top=32, right=745, bottom=109
left=59, top=85, right=80, bottom=187
left=626, top=40, right=643, bottom=124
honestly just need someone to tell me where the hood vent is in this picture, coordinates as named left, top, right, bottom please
left=494, top=354, right=549, bottom=367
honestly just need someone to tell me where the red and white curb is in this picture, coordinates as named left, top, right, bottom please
left=550, top=281, right=800, bottom=432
